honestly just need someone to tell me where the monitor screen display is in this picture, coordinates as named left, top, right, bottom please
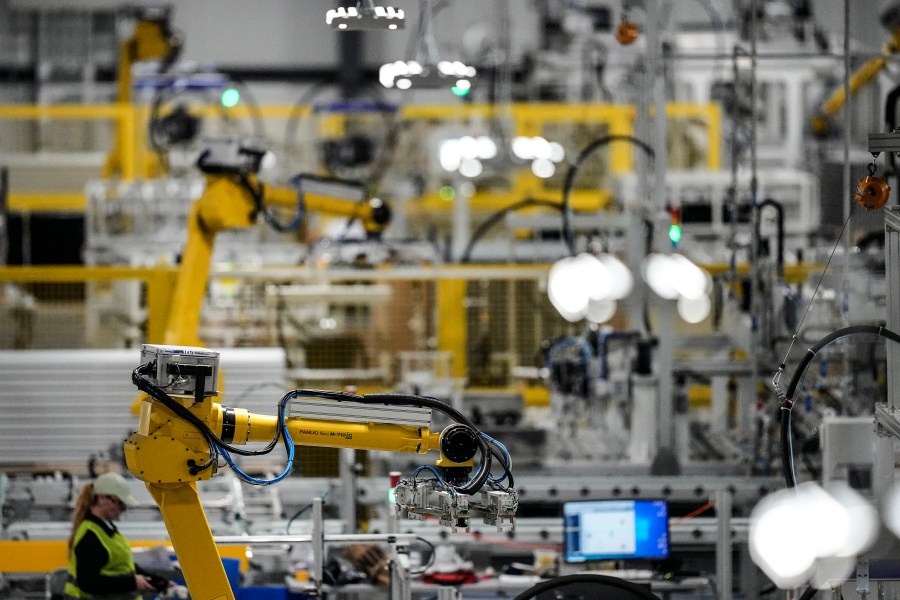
left=563, top=499, right=669, bottom=563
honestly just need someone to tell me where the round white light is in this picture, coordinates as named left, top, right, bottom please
left=548, top=257, right=590, bottom=318
left=476, top=136, right=497, bottom=159
left=676, top=295, right=711, bottom=323
left=573, top=253, right=611, bottom=301
left=458, top=157, right=483, bottom=178
left=599, top=254, right=633, bottom=300
left=379, top=64, right=394, bottom=87
left=585, top=298, right=617, bottom=323
left=396, top=78, right=412, bottom=90
left=531, top=158, right=556, bottom=179
left=641, top=254, right=679, bottom=300
left=531, top=136, right=552, bottom=160
left=439, top=140, right=461, bottom=172
left=408, top=61, right=423, bottom=75
left=798, top=483, right=851, bottom=559
left=750, top=491, right=817, bottom=588
left=455, top=79, right=472, bottom=92
left=549, top=141, right=565, bottom=163
left=827, top=483, right=878, bottom=556
left=458, top=136, right=479, bottom=159
left=512, top=136, right=533, bottom=159
left=437, top=61, right=453, bottom=75
left=882, top=481, right=900, bottom=539
left=670, top=254, right=710, bottom=300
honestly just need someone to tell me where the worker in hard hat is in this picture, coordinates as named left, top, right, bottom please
left=64, top=471, right=160, bottom=599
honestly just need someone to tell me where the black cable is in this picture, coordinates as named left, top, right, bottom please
left=286, top=503, right=313, bottom=534
left=133, top=365, right=289, bottom=457
left=133, top=364, right=219, bottom=473
left=798, top=585, right=818, bottom=600
left=237, top=172, right=305, bottom=233
left=510, top=573, right=661, bottom=600
left=460, top=199, right=564, bottom=263
left=483, top=436, right=515, bottom=490
left=288, top=389, right=506, bottom=495
left=560, top=135, right=655, bottom=256
left=779, top=325, right=900, bottom=488
left=410, top=536, right=436, bottom=575
left=134, top=370, right=514, bottom=494
left=355, top=392, right=494, bottom=494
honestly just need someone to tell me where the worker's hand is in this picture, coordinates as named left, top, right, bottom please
left=135, top=574, right=156, bottom=592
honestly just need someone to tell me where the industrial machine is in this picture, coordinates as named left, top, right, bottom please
left=126, top=343, right=517, bottom=600
left=147, top=137, right=390, bottom=349
left=105, top=6, right=183, bottom=179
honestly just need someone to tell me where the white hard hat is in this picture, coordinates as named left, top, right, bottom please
left=93, top=472, right=139, bottom=508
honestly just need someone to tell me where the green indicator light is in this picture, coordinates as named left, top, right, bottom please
left=438, top=185, right=456, bottom=201
left=388, top=488, right=396, bottom=504
left=221, top=87, right=241, bottom=108
left=451, top=80, right=472, bottom=97
left=668, top=224, right=682, bottom=245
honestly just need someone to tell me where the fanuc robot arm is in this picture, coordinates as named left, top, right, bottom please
left=125, top=345, right=517, bottom=600
left=159, top=137, right=390, bottom=348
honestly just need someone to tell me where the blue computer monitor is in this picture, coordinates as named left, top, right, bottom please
left=563, top=499, right=670, bottom=563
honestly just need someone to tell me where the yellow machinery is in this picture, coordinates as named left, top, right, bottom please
left=811, top=4, right=900, bottom=136
left=105, top=7, right=182, bottom=178
left=126, top=346, right=515, bottom=600
left=157, top=138, right=389, bottom=348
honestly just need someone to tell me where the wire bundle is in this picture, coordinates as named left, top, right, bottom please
left=133, top=363, right=295, bottom=484
left=288, top=390, right=515, bottom=496
left=778, top=325, right=900, bottom=488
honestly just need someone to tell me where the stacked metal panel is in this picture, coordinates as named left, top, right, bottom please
left=0, top=347, right=285, bottom=469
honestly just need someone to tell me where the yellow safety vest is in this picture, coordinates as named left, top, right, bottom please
left=64, top=519, right=137, bottom=599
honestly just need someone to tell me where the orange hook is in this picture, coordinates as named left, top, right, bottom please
left=615, top=21, right=639, bottom=45
left=854, top=176, right=891, bottom=211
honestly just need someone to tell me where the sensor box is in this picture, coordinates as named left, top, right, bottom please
left=140, top=344, right=220, bottom=397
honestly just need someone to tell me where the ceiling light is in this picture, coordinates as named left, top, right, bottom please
left=381, top=0, right=475, bottom=92
left=326, top=2, right=405, bottom=30
left=379, top=60, right=476, bottom=90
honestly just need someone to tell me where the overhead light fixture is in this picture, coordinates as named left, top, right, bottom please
left=380, top=59, right=476, bottom=90
left=546, top=253, right=632, bottom=323
left=511, top=135, right=566, bottom=179
left=380, top=0, right=476, bottom=93
left=439, top=134, right=565, bottom=180
left=749, top=482, right=878, bottom=589
left=439, top=135, right=497, bottom=178
left=326, top=1, right=405, bottom=31
left=641, top=253, right=713, bottom=323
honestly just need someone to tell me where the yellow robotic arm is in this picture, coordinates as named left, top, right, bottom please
left=124, top=345, right=515, bottom=600
left=811, top=8, right=900, bottom=136
left=162, top=138, right=390, bottom=347
left=105, top=7, right=183, bottom=178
